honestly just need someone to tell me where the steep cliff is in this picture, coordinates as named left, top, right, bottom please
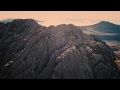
left=0, top=19, right=119, bottom=79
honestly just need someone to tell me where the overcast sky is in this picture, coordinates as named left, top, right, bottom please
left=1, top=11, right=120, bottom=26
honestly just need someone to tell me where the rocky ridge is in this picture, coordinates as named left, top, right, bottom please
left=0, top=19, right=119, bottom=79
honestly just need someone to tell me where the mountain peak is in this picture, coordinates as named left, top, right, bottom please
left=56, top=24, right=77, bottom=29
left=12, top=19, right=37, bottom=23
left=97, top=21, right=116, bottom=26
left=99, top=21, right=109, bottom=23
left=0, top=18, right=39, bottom=26
left=23, top=19, right=39, bottom=26
left=11, top=19, right=40, bottom=28
left=24, top=19, right=37, bottom=22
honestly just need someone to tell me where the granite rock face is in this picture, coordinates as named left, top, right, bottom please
left=0, top=19, right=119, bottom=79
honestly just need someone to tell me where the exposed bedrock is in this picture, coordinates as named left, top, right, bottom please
left=0, top=19, right=119, bottom=79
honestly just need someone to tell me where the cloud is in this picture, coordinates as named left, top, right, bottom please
left=35, top=20, right=48, bottom=23
left=104, top=40, right=120, bottom=46
left=62, top=18, right=95, bottom=23
left=82, top=27, right=119, bottom=36
left=97, top=33, right=118, bottom=36
left=35, top=20, right=44, bottom=23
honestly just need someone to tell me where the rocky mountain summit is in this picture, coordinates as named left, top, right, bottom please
left=0, top=19, right=119, bottom=79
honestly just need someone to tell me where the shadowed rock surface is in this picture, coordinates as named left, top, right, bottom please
left=0, top=19, right=119, bottom=79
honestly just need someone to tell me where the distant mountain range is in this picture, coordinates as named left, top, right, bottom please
left=78, top=21, right=120, bottom=41
left=0, top=18, right=15, bottom=24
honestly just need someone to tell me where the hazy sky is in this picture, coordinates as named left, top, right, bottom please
left=1, top=11, right=120, bottom=26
